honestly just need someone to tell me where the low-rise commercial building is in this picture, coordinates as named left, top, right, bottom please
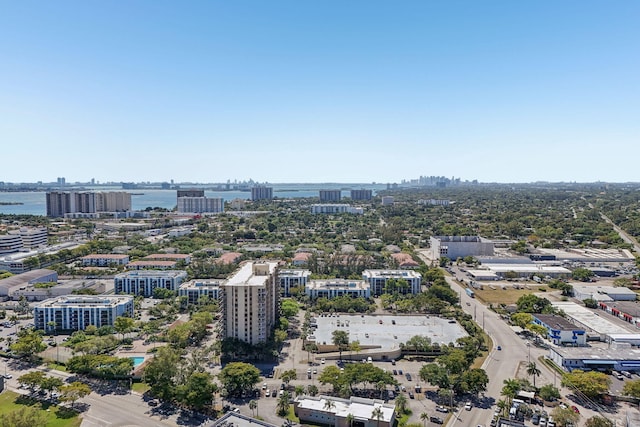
left=549, top=346, right=640, bottom=373
left=573, top=285, right=637, bottom=302
left=533, top=314, right=586, bottom=346
left=0, top=269, right=58, bottom=298
left=34, top=295, right=134, bottom=331
left=430, top=236, right=495, bottom=260
left=294, top=395, right=395, bottom=427
left=114, top=270, right=187, bottom=297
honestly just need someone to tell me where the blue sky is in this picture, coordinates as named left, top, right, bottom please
left=1, top=1, right=639, bottom=184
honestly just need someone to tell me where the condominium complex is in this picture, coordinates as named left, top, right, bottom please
left=0, top=227, right=48, bottom=254
left=178, top=279, right=223, bottom=304
left=46, top=191, right=132, bottom=217
left=319, top=190, right=341, bottom=202
left=350, top=189, right=372, bottom=201
left=251, top=186, right=273, bottom=201
left=81, top=254, right=130, bottom=267
left=176, top=196, right=224, bottom=214
left=362, top=269, right=423, bottom=295
left=310, top=204, right=364, bottom=214
left=278, top=269, right=311, bottom=297
left=221, top=261, right=279, bottom=345
left=114, top=270, right=187, bottom=297
left=305, top=279, right=370, bottom=299
left=34, top=295, right=134, bottom=331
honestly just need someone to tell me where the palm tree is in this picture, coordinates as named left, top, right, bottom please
left=277, top=391, right=291, bottom=416
left=372, top=406, right=384, bottom=427
left=501, top=378, right=520, bottom=407
left=395, top=393, right=408, bottom=414
left=527, top=362, right=541, bottom=388
left=421, top=412, right=430, bottom=427
left=249, top=399, right=257, bottom=417
left=496, top=399, right=509, bottom=417
left=324, top=398, right=336, bottom=411
left=294, top=385, right=305, bottom=398
left=346, top=413, right=355, bottom=427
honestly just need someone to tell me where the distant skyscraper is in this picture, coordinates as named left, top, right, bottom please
left=319, top=189, right=341, bottom=202
left=57, top=177, right=66, bottom=187
left=251, top=186, right=273, bottom=201
left=350, top=189, right=372, bottom=201
left=177, top=189, right=205, bottom=198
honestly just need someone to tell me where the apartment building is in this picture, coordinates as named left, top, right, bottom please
left=176, top=196, right=224, bottom=214
left=178, top=279, right=223, bottom=304
left=350, top=189, right=372, bottom=201
left=319, top=190, right=341, bottom=202
left=81, top=254, right=130, bottom=267
left=310, top=204, right=363, bottom=214
left=251, top=186, right=273, bottom=201
left=305, top=279, right=370, bottom=300
left=221, top=261, right=279, bottom=345
left=46, top=191, right=132, bottom=217
left=362, top=269, right=423, bottom=295
left=279, top=269, right=311, bottom=297
left=34, top=295, right=134, bottom=331
left=114, top=270, right=187, bottom=297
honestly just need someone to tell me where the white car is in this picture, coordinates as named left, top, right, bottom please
left=465, top=402, right=473, bottom=411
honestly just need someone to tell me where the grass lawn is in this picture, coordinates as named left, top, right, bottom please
left=48, top=362, right=68, bottom=372
left=0, top=391, right=81, bottom=427
left=475, top=285, right=548, bottom=305
left=132, top=382, right=150, bottom=394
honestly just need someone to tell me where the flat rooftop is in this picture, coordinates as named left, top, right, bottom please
left=226, top=261, right=278, bottom=287
left=552, top=302, right=635, bottom=335
left=311, top=314, right=468, bottom=350
left=600, top=301, right=640, bottom=317
left=534, top=314, right=582, bottom=331
left=534, top=248, right=635, bottom=262
left=296, top=395, right=395, bottom=423
left=551, top=345, right=640, bottom=361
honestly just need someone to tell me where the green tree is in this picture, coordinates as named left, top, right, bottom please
left=281, top=299, right=299, bottom=318
left=585, top=417, right=614, bottom=427
left=332, top=330, right=350, bottom=361
left=538, top=384, right=560, bottom=401
left=395, top=392, right=408, bottom=414
left=176, top=372, right=217, bottom=410
left=526, top=362, right=541, bottom=388
left=572, top=267, right=595, bottom=282
left=40, top=376, right=64, bottom=397
left=281, top=369, right=297, bottom=385
left=510, top=313, right=533, bottom=329
left=17, top=371, right=46, bottom=391
left=622, top=379, right=640, bottom=398
left=372, top=406, right=384, bottom=427
left=551, top=406, right=580, bottom=427
left=114, top=316, right=135, bottom=342
left=10, top=330, right=47, bottom=360
left=562, top=370, right=610, bottom=399
left=143, top=346, right=181, bottom=401
left=218, top=362, right=261, bottom=398
left=59, top=381, right=92, bottom=409
left=501, top=378, right=521, bottom=407
left=0, top=407, right=47, bottom=427
left=249, top=400, right=258, bottom=417
left=277, top=391, right=291, bottom=416
left=516, top=294, right=552, bottom=313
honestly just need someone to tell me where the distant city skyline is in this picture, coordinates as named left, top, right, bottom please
left=1, top=1, right=639, bottom=184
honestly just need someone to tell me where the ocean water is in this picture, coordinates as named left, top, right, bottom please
left=0, top=184, right=385, bottom=216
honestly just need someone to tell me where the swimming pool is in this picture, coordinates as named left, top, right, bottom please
left=130, top=356, right=145, bottom=368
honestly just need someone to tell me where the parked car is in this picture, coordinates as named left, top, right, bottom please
left=408, top=391, right=414, bottom=399
left=271, top=389, right=277, bottom=397
left=405, top=373, right=412, bottom=381
left=571, top=405, right=580, bottom=414
left=392, top=369, right=398, bottom=375
left=398, top=369, right=403, bottom=375
left=465, top=402, right=473, bottom=411
left=532, top=414, right=540, bottom=425
left=430, top=416, right=444, bottom=424
left=436, top=405, right=448, bottom=413
left=497, top=345, right=502, bottom=351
